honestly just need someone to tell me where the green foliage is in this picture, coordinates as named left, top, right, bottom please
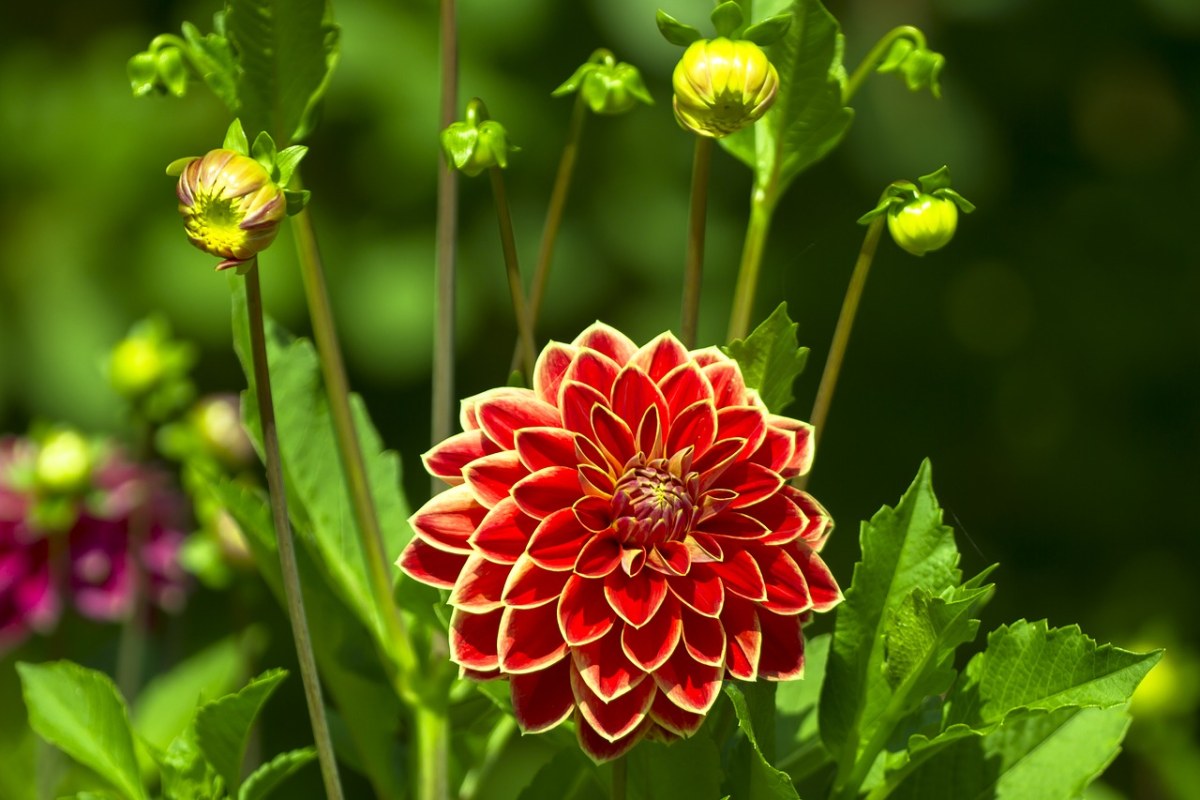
left=774, top=632, right=830, bottom=779
left=722, top=302, right=809, bottom=414
left=195, top=669, right=288, bottom=793
left=16, top=661, right=148, bottom=800
left=876, top=35, right=945, bottom=99
left=627, top=730, right=723, bottom=800
left=515, top=748, right=604, bottom=800
left=655, top=10, right=702, bottom=46
left=725, top=684, right=801, bottom=799
left=238, top=747, right=317, bottom=800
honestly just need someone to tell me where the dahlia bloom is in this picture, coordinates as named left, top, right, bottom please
left=399, top=323, right=841, bottom=761
left=0, top=440, right=60, bottom=650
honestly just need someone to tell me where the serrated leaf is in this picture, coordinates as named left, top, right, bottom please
left=16, top=661, right=148, bottom=800
left=720, top=0, right=854, bottom=202
left=721, top=302, right=809, bottom=414
left=226, top=0, right=340, bottom=143
left=238, top=747, right=316, bottom=800
left=820, top=460, right=961, bottom=761
left=195, top=669, right=288, bottom=792
left=725, top=685, right=800, bottom=799
left=160, top=722, right=223, bottom=800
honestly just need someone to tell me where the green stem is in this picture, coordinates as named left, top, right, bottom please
left=489, top=166, right=536, bottom=378
left=726, top=187, right=777, bottom=343
left=433, top=0, right=460, bottom=455
left=115, top=421, right=154, bottom=703
left=511, top=93, right=588, bottom=373
left=797, top=216, right=885, bottom=492
left=288, top=196, right=418, bottom=695
left=244, top=262, right=345, bottom=800
left=681, top=136, right=714, bottom=348
left=414, top=705, right=449, bottom=800
left=843, top=26, right=927, bottom=104
left=611, top=755, right=628, bottom=800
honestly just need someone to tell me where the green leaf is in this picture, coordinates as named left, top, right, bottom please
left=16, top=661, right=148, bottom=800
left=721, top=302, right=809, bottom=414
left=515, top=748, right=604, bottom=800
left=223, top=119, right=250, bottom=155
left=724, top=684, right=800, bottom=799
left=711, top=1, right=744, bottom=37
left=180, top=17, right=239, bottom=111
left=742, top=14, right=792, bottom=46
left=160, top=722, right=223, bottom=800
left=0, top=664, right=36, bottom=800
left=195, top=669, right=288, bottom=792
left=238, top=747, right=316, bottom=800
left=274, top=145, right=308, bottom=186
left=628, top=729, right=723, bottom=800
left=775, top=632, right=830, bottom=771
left=226, top=0, right=341, bottom=143
left=656, top=10, right=702, bottom=46
left=721, top=0, right=854, bottom=201
left=250, top=131, right=277, bottom=175
left=819, top=460, right=961, bottom=761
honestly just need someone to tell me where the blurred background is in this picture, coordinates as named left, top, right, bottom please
left=1, top=0, right=1197, bottom=796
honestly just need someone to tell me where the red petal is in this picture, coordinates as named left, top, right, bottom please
left=653, top=646, right=723, bottom=714
left=703, top=360, right=748, bottom=407
left=666, top=564, right=725, bottom=617
left=755, top=546, right=812, bottom=615
left=714, top=461, right=784, bottom=509
left=693, top=437, right=745, bottom=483
left=514, top=427, right=577, bottom=473
left=571, top=661, right=655, bottom=741
left=578, top=463, right=616, bottom=497
left=686, top=532, right=724, bottom=563
left=447, top=552, right=511, bottom=612
left=749, top=424, right=796, bottom=475
left=621, top=594, right=682, bottom=671
left=757, top=608, right=805, bottom=680
left=715, top=406, right=767, bottom=458
left=422, top=430, right=496, bottom=484
left=591, top=405, right=636, bottom=469
left=636, top=405, right=664, bottom=461
left=604, top=567, right=668, bottom=628
left=511, top=466, right=581, bottom=519
left=409, top=484, right=486, bottom=553
left=533, top=342, right=576, bottom=406
left=659, top=361, right=713, bottom=421
left=766, top=415, right=814, bottom=477
left=558, top=574, right=615, bottom=645
left=469, top=497, right=536, bottom=564
left=564, top=349, right=621, bottom=399
left=572, top=496, right=612, bottom=533
left=510, top=658, right=574, bottom=733
left=396, top=539, right=468, bottom=589
left=611, top=366, right=668, bottom=435
left=649, top=689, right=706, bottom=737
left=647, top=540, right=691, bottom=576
left=576, top=713, right=648, bottom=763
left=464, top=451, right=528, bottom=509
left=528, top=508, right=592, bottom=570
left=748, top=492, right=805, bottom=547
left=679, top=605, right=726, bottom=667
left=694, top=510, right=769, bottom=540
left=498, top=603, right=568, bottom=673
left=560, top=381, right=609, bottom=438
left=632, top=333, right=689, bottom=384
left=573, top=628, right=643, bottom=701
left=501, top=554, right=572, bottom=608
left=710, top=549, right=768, bottom=601
left=789, top=542, right=842, bottom=612
left=787, top=487, right=833, bottom=551
left=688, top=346, right=725, bottom=367
left=574, top=534, right=622, bottom=578
left=665, top=400, right=717, bottom=459
left=572, top=323, right=638, bottom=365
left=449, top=608, right=502, bottom=670
left=477, top=389, right=560, bottom=449
left=721, top=596, right=762, bottom=680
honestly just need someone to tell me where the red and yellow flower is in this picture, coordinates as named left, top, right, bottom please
left=398, top=323, right=841, bottom=761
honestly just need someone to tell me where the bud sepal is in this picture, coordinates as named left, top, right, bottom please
left=859, top=166, right=976, bottom=256
left=553, top=49, right=653, bottom=115
left=440, top=98, right=516, bottom=177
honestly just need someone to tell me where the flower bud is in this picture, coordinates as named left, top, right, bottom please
left=109, top=336, right=164, bottom=398
left=553, top=50, right=653, bottom=116
left=672, top=38, right=779, bottom=138
left=887, top=194, right=959, bottom=256
left=441, top=99, right=514, bottom=177
left=34, top=430, right=93, bottom=495
left=176, top=149, right=286, bottom=271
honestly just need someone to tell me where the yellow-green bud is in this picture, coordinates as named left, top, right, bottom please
left=553, top=50, right=654, bottom=116
left=109, top=336, right=165, bottom=398
left=887, top=194, right=959, bottom=256
left=672, top=38, right=779, bottom=138
left=176, top=149, right=286, bottom=271
left=34, top=429, right=93, bottom=495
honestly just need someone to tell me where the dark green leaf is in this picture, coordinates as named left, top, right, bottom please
left=225, top=0, right=340, bottom=143
left=16, top=661, right=148, bottom=800
left=656, top=10, right=702, bottom=46
left=627, top=729, right=723, bottom=800
left=722, top=302, right=809, bottom=414
left=238, top=747, right=316, bottom=800
left=515, top=747, right=604, bottom=800
left=725, top=685, right=801, bottom=799
left=195, top=669, right=288, bottom=792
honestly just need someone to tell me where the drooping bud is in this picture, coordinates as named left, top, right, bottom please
left=672, top=38, right=779, bottom=138
left=553, top=49, right=654, bottom=115
left=859, top=166, right=976, bottom=257
left=440, top=98, right=515, bottom=177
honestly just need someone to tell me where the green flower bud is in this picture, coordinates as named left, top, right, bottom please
left=34, top=429, right=93, bottom=495
left=553, top=49, right=654, bottom=115
left=176, top=149, right=286, bottom=271
left=110, top=336, right=164, bottom=398
left=672, top=38, right=779, bottom=138
left=441, top=98, right=514, bottom=177
left=887, top=194, right=959, bottom=256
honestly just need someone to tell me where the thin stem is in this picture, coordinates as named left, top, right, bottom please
left=511, top=93, right=588, bottom=373
left=489, top=166, right=536, bottom=378
left=116, top=422, right=153, bottom=703
left=433, top=0, right=459, bottom=456
left=244, top=263, right=345, bottom=800
left=611, top=755, right=628, bottom=800
left=681, top=136, right=714, bottom=348
left=289, top=199, right=418, bottom=693
left=796, top=216, right=885, bottom=492
left=726, top=187, right=777, bottom=343
left=414, top=705, right=450, bottom=800
left=843, top=25, right=926, bottom=104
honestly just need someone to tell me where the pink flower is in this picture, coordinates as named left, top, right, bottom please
left=399, top=323, right=841, bottom=761
left=0, top=439, right=60, bottom=651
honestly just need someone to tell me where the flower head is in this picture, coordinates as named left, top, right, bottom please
left=177, top=149, right=286, bottom=271
left=673, top=38, right=779, bottom=138
left=399, top=323, right=841, bottom=762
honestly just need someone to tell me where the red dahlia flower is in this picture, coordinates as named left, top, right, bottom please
left=398, top=323, right=841, bottom=761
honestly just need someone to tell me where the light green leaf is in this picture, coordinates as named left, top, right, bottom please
left=226, top=0, right=340, bottom=143
left=180, top=17, right=239, bottom=111
left=195, top=669, right=288, bottom=792
left=775, top=632, right=830, bottom=777
left=0, top=664, right=36, bottom=800
left=628, top=726, right=723, bottom=800
left=722, top=302, right=809, bottom=414
left=656, top=10, right=702, bottom=46
left=160, top=722, right=223, bottom=800
left=238, top=747, right=316, bottom=800
left=16, top=661, right=148, bottom=800
left=819, top=460, right=961, bottom=761
left=725, top=684, right=800, bottom=799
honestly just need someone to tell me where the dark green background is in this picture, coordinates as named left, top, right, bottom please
left=1, top=0, right=1197, bottom=796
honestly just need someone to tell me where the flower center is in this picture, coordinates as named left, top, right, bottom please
left=611, top=460, right=696, bottom=546
left=186, top=194, right=247, bottom=254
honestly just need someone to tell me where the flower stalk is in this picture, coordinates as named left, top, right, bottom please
left=726, top=187, right=776, bottom=343
left=488, top=165, right=536, bottom=379
left=843, top=25, right=929, bottom=104
left=681, top=136, right=714, bottom=348
left=244, top=262, right=345, bottom=800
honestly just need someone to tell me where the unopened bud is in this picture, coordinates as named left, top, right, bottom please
left=441, top=98, right=514, bottom=177
left=887, top=195, right=959, bottom=256
left=34, top=430, right=93, bottom=495
left=672, top=38, right=779, bottom=138
left=553, top=50, right=653, bottom=115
